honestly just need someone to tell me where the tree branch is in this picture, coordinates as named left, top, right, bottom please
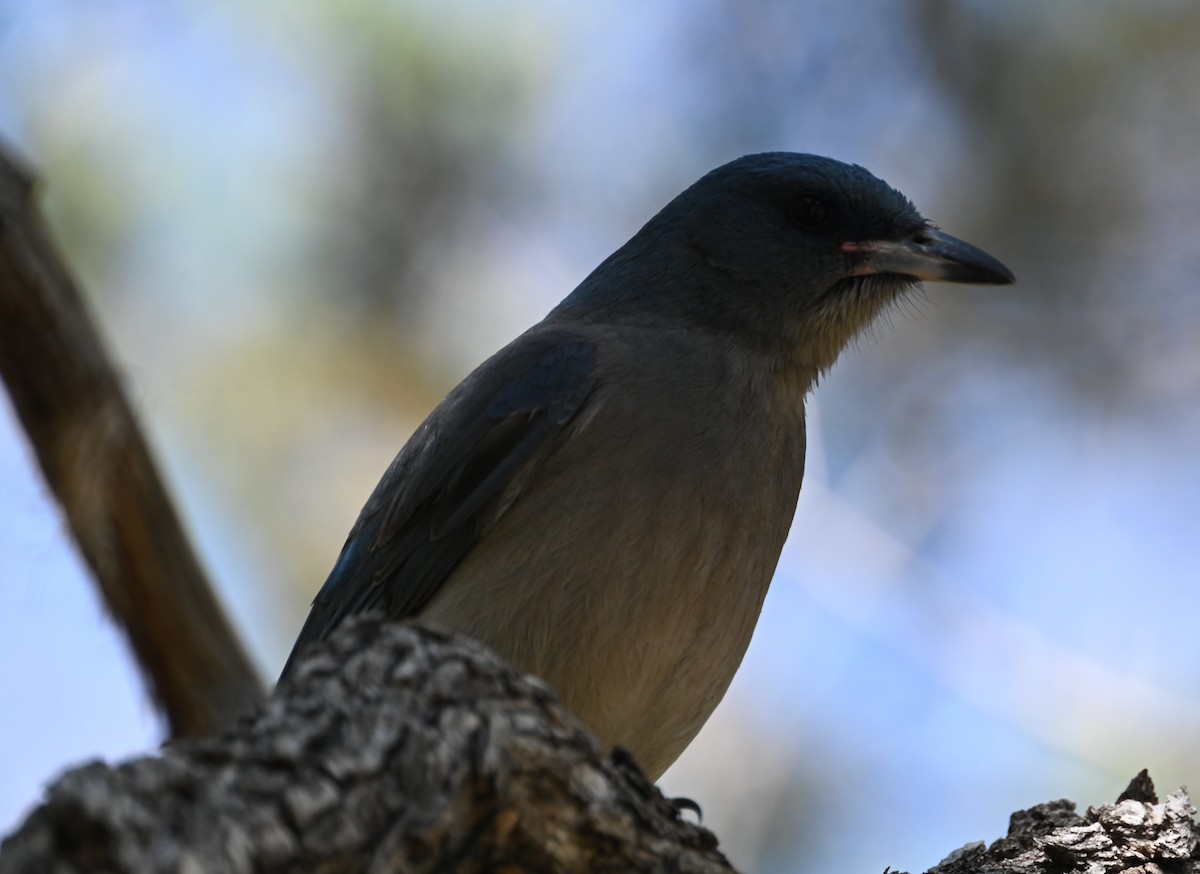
left=0, top=618, right=736, bottom=874
left=925, top=769, right=1198, bottom=874
left=2, top=617, right=1196, bottom=873
left=0, top=140, right=264, bottom=737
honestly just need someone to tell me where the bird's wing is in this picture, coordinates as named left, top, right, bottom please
left=279, top=332, right=599, bottom=679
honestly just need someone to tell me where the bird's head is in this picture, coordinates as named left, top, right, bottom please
left=562, top=152, right=1014, bottom=378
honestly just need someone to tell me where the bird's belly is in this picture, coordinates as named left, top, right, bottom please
left=420, top=427, right=802, bottom=779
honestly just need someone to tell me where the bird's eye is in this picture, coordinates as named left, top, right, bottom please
left=789, top=195, right=829, bottom=230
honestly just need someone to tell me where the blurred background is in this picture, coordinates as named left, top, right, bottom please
left=2, top=1, right=1200, bottom=870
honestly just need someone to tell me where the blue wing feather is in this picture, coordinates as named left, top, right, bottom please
left=278, top=332, right=598, bottom=680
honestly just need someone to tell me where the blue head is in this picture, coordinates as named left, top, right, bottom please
left=557, top=152, right=1013, bottom=373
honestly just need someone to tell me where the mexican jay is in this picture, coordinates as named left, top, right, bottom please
left=280, top=152, right=1014, bottom=779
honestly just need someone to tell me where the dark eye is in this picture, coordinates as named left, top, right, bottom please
left=789, top=195, right=828, bottom=230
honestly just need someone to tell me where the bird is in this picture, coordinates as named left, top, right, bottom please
left=280, top=152, right=1014, bottom=780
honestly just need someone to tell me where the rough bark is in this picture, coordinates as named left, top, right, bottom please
left=925, top=770, right=1198, bottom=874
left=3, top=618, right=1196, bottom=874
left=0, top=140, right=264, bottom=737
left=0, top=617, right=735, bottom=874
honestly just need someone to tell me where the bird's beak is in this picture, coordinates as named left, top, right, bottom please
left=843, top=227, right=1015, bottom=285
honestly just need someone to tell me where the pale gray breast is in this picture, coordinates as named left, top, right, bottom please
left=421, top=326, right=808, bottom=778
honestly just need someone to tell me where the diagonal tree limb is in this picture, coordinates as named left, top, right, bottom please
left=0, top=139, right=264, bottom=737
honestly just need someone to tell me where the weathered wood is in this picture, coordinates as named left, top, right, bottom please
left=0, top=618, right=736, bottom=874
left=0, top=140, right=264, bottom=737
left=925, top=770, right=1198, bottom=874
left=4, top=615, right=1195, bottom=874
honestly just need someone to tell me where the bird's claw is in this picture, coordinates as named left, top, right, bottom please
left=669, top=796, right=703, bottom=822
